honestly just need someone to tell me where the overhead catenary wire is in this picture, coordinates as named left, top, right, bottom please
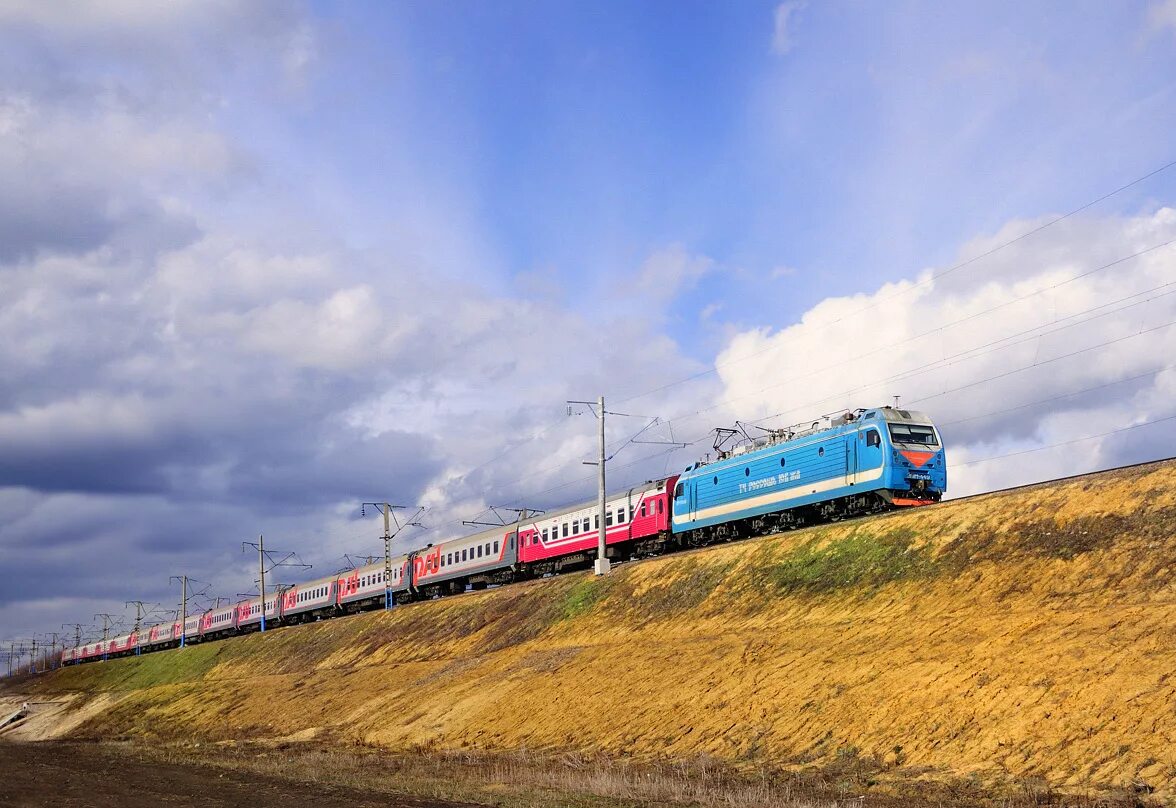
left=614, top=156, right=1176, bottom=407
left=954, top=413, right=1176, bottom=467
left=936, top=363, right=1176, bottom=428
left=91, top=194, right=1176, bottom=653
left=412, top=310, right=1176, bottom=545
left=662, top=284, right=1176, bottom=436
left=431, top=245, right=1176, bottom=531
left=510, top=383, right=1176, bottom=515
left=741, top=238, right=1175, bottom=405
left=55, top=165, right=1176, bottom=642
left=906, top=318, right=1176, bottom=406
left=495, top=237, right=1171, bottom=454
left=54, top=401, right=1174, bottom=652
left=700, top=251, right=1176, bottom=428
left=401, top=156, right=1176, bottom=509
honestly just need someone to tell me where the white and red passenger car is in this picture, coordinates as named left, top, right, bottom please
left=62, top=476, right=680, bottom=665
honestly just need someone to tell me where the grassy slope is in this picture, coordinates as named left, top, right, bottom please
left=9, top=460, right=1176, bottom=798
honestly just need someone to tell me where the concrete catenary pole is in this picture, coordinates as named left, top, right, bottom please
left=363, top=503, right=422, bottom=609
left=595, top=395, right=610, bottom=576
left=181, top=576, right=187, bottom=647
left=126, top=600, right=149, bottom=655
left=125, top=600, right=148, bottom=634
left=382, top=505, right=393, bottom=610
left=63, top=623, right=83, bottom=664
left=46, top=632, right=60, bottom=670
left=169, top=577, right=189, bottom=648
left=94, top=613, right=116, bottom=661
left=258, top=535, right=266, bottom=633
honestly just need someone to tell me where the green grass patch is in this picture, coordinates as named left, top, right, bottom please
left=763, top=527, right=931, bottom=595
left=561, top=576, right=607, bottom=620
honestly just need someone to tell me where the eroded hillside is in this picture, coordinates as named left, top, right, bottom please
left=5, top=460, right=1176, bottom=800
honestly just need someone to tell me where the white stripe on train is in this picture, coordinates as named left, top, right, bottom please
left=683, top=465, right=886, bottom=524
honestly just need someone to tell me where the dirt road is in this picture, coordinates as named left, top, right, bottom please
left=0, top=742, right=480, bottom=808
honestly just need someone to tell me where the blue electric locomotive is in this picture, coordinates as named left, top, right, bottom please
left=671, top=406, right=946, bottom=540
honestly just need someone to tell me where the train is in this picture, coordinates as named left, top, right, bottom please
left=61, top=405, right=946, bottom=665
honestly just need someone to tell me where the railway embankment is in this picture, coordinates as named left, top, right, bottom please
left=4, top=459, right=1176, bottom=801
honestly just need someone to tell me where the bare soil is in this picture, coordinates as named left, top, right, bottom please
left=1, top=739, right=1157, bottom=808
left=0, top=741, right=478, bottom=808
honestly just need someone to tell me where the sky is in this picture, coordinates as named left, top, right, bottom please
left=2, top=0, right=1176, bottom=659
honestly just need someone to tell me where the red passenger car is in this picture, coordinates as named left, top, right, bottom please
left=515, top=476, right=678, bottom=575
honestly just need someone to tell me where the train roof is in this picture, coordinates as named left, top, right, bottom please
left=862, top=406, right=935, bottom=423
left=688, top=405, right=939, bottom=472
left=520, top=477, right=669, bottom=525
left=233, top=553, right=411, bottom=607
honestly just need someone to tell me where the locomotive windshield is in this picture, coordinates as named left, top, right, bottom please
left=888, top=423, right=939, bottom=445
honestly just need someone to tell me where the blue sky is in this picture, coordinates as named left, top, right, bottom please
left=275, top=0, right=1176, bottom=358
left=1, top=0, right=1175, bottom=653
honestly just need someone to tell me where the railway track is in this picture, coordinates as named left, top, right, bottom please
left=53, top=454, right=1176, bottom=667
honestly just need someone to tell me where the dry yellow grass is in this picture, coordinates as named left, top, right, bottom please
left=8, top=459, right=1176, bottom=802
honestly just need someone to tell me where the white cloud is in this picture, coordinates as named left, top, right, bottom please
left=705, top=208, right=1176, bottom=497
left=239, top=285, right=399, bottom=372
left=772, top=0, right=807, bottom=55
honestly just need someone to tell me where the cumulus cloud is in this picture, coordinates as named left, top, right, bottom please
left=772, top=0, right=807, bottom=55
left=3, top=0, right=1169, bottom=657
left=703, top=208, right=1176, bottom=497
left=0, top=2, right=713, bottom=649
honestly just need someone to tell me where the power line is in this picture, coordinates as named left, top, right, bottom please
left=44, top=161, right=1176, bottom=637
left=615, top=156, right=1176, bottom=407
left=954, top=413, right=1176, bottom=467
left=667, top=289, right=1176, bottom=437
left=743, top=239, right=1174, bottom=407
left=907, top=319, right=1176, bottom=407
left=420, top=290, right=1176, bottom=547
left=937, top=364, right=1176, bottom=428
left=350, top=158, right=1176, bottom=545
left=616, top=362, right=1176, bottom=490
left=573, top=240, right=1176, bottom=445
left=704, top=256, right=1176, bottom=428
